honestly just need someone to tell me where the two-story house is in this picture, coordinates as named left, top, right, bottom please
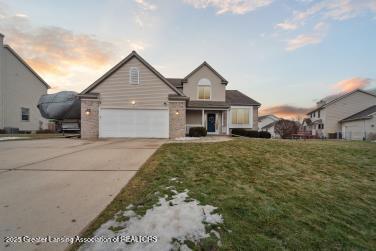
left=0, top=33, right=50, bottom=132
left=79, top=51, right=260, bottom=139
left=303, top=89, right=376, bottom=138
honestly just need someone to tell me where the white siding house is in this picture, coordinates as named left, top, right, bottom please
left=258, top=115, right=279, bottom=138
left=341, top=105, right=376, bottom=140
left=0, top=34, right=50, bottom=132
left=306, top=90, right=376, bottom=138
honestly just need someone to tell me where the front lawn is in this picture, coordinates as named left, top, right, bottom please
left=75, top=139, right=376, bottom=250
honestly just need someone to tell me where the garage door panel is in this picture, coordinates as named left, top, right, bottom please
left=99, top=109, right=169, bottom=138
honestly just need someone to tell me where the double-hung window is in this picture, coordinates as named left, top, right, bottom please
left=197, top=78, right=211, bottom=100
left=21, top=107, right=30, bottom=121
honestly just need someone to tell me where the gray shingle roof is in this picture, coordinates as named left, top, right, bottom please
left=307, top=89, right=376, bottom=114
left=166, top=78, right=183, bottom=88
left=341, top=105, right=376, bottom=122
left=81, top=51, right=184, bottom=96
left=182, top=62, right=228, bottom=85
left=187, top=101, right=230, bottom=109
left=226, top=90, right=261, bottom=106
left=261, top=121, right=277, bottom=130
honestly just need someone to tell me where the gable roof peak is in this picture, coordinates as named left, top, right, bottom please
left=81, top=51, right=185, bottom=96
left=3, top=45, right=50, bottom=89
left=182, top=61, right=228, bottom=85
left=307, top=88, right=376, bottom=115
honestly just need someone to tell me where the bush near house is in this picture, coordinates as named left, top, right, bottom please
left=259, top=131, right=272, bottom=139
left=189, top=127, right=207, bottom=137
left=232, top=128, right=258, bottom=138
left=231, top=129, right=271, bottom=139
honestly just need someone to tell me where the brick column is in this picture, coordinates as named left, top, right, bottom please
left=81, top=98, right=100, bottom=139
left=169, top=101, right=186, bottom=139
left=253, top=106, right=259, bottom=130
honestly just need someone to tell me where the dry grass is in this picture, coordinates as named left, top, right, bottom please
left=73, top=139, right=376, bottom=250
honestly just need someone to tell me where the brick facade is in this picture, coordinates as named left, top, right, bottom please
left=253, top=106, right=259, bottom=130
left=169, top=101, right=186, bottom=139
left=81, top=99, right=100, bottom=139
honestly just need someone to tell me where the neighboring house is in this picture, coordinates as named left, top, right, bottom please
left=0, top=34, right=50, bottom=132
left=258, top=114, right=279, bottom=129
left=340, top=105, right=376, bottom=140
left=258, top=114, right=279, bottom=138
left=305, top=89, right=376, bottom=138
left=262, top=121, right=278, bottom=138
left=79, top=51, right=260, bottom=139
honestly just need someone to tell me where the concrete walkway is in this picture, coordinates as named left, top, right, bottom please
left=0, top=138, right=165, bottom=251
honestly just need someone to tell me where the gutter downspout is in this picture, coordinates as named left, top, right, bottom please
left=363, top=120, right=366, bottom=141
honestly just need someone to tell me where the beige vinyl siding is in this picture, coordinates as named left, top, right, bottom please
left=324, top=91, right=376, bottom=135
left=3, top=48, right=48, bottom=131
left=91, top=57, right=175, bottom=109
left=186, top=110, right=202, bottom=125
left=183, top=65, right=226, bottom=101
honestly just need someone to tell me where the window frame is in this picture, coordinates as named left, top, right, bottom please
left=21, top=107, right=30, bottom=121
left=231, top=108, right=250, bottom=125
left=129, top=67, right=140, bottom=85
left=197, top=86, right=211, bottom=100
left=197, top=78, right=211, bottom=100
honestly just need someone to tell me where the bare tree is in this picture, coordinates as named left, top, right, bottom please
left=295, top=115, right=303, bottom=123
left=274, top=119, right=299, bottom=139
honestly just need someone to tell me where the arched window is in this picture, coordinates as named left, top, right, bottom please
left=129, top=67, right=139, bottom=84
left=198, top=78, right=211, bottom=86
left=197, top=78, right=211, bottom=100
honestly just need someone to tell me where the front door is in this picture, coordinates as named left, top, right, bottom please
left=207, top=113, right=216, bottom=133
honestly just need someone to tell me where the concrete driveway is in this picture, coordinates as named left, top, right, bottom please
left=0, top=138, right=165, bottom=251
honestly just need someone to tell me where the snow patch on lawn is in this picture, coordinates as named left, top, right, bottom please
left=79, top=190, right=223, bottom=251
left=174, top=137, right=200, bottom=141
left=0, top=137, right=30, bottom=141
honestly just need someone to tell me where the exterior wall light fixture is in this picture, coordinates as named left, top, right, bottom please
left=175, top=110, right=179, bottom=115
left=85, top=109, right=91, bottom=116
left=131, top=100, right=136, bottom=105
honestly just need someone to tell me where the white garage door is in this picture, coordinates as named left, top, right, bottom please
left=99, top=108, right=169, bottom=138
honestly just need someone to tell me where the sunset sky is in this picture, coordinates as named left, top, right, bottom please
left=1, top=0, right=376, bottom=118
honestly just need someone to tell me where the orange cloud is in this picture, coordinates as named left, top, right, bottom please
left=0, top=4, right=145, bottom=92
left=333, top=77, right=372, bottom=92
left=260, top=105, right=313, bottom=120
left=8, top=27, right=116, bottom=69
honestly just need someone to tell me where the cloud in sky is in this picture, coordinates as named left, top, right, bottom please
left=260, top=105, right=313, bottom=119
left=0, top=4, right=145, bottom=92
left=133, top=0, right=158, bottom=28
left=184, top=0, right=273, bottom=14
left=2, top=25, right=117, bottom=92
left=286, top=22, right=327, bottom=51
left=332, top=77, right=373, bottom=92
left=278, top=0, right=376, bottom=50
left=134, top=0, right=157, bottom=11
left=275, top=21, right=298, bottom=30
